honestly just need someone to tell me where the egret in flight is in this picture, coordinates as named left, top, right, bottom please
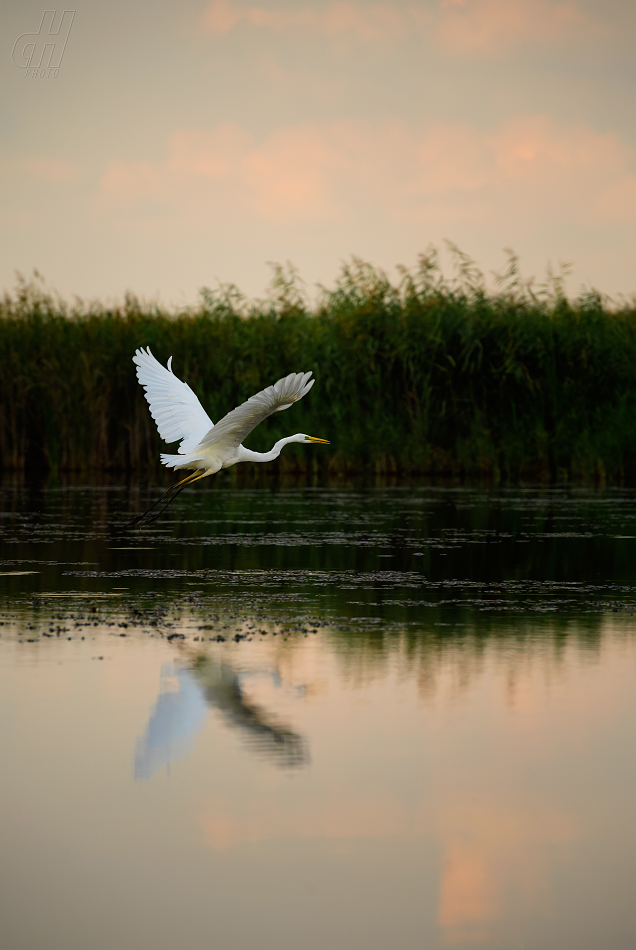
left=127, top=347, right=328, bottom=527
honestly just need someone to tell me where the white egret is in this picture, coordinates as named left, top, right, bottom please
left=127, top=347, right=328, bottom=527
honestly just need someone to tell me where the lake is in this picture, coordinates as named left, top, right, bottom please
left=1, top=479, right=636, bottom=950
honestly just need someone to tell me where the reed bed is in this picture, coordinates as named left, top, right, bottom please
left=2, top=249, right=636, bottom=481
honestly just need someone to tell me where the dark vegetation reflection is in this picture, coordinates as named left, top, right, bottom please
left=3, top=474, right=636, bottom=643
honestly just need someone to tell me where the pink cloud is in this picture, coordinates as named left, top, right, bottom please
left=95, top=116, right=636, bottom=234
left=203, top=0, right=243, bottom=32
left=204, top=0, right=417, bottom=42
left=198, top=792, right=578, bottom=945
left=435, top=0, right=599, bottom=57
left=491, top=115, right=628, bottom=180
left=242, top=123, right=345, bottom=220
left=202, top=0, right=601, bottom=54
left=437, top=801, right=579, bottom=944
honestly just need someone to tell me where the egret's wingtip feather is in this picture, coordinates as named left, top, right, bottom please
left=133, top=345, right=214, bottom=453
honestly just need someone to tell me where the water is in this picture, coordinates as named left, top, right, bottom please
left=1, top=480, right=636, bottom=950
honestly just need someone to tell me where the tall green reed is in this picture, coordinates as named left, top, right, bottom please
left=2, top=250, right=636, bottom=481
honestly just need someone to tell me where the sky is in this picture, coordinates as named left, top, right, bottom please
left=2, top=0, right=636, bottom=305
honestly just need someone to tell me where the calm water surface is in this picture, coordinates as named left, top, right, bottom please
left=1, top=481, right=636, bottom=950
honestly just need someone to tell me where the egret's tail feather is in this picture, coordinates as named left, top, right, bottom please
left=160, top=452, right=205, bottom=470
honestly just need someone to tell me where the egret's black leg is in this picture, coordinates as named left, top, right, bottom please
left=133, top=480, right=191, bottom=527
left=125, top=470, right=202, bottom=528
left=137, top=469, right=212, bottom=526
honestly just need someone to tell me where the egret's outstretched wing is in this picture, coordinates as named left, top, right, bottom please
left=133, top=346, right=215, bottom=455
left=200, top=372, right=314, bottom=453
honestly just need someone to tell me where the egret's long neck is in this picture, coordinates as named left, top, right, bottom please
left=238, top=436, right=300, bottom=464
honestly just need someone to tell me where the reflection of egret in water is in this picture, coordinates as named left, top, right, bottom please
left=134, top=654, right=308, bottom=779
left=134, top=665, right=208, bottom=780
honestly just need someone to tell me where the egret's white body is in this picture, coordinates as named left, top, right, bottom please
left=128, top=347, right=327, bottom=526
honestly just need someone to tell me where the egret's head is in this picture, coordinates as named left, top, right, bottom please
left=301, top=434, right=329, bottom=445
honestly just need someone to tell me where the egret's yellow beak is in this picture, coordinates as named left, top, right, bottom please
left=307, top=436, right=330, bottom=444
